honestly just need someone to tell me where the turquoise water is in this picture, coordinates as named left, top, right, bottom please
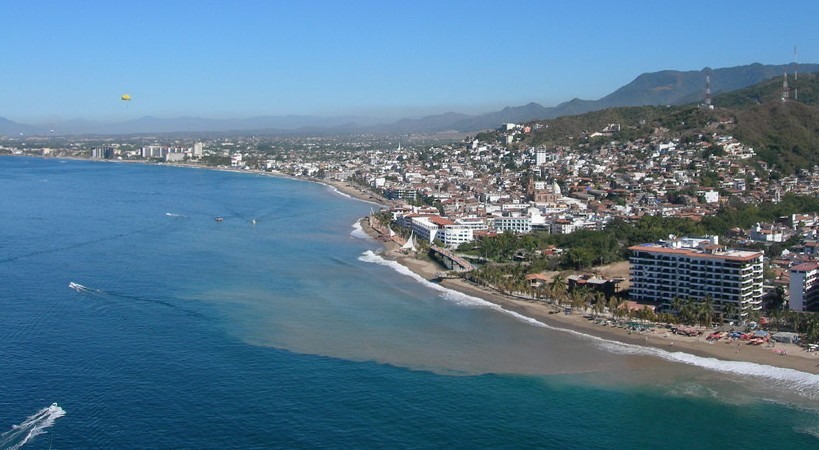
left=1, top=156, right=818, bottom=449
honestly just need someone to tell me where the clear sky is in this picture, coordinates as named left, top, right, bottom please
left=3, top=0, right=818, bottom=123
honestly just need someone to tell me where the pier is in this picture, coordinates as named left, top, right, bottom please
left=428, top=245, right=474, bottom=272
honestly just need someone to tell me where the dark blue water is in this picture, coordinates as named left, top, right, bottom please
left=1, top=157, right=817, bottom=449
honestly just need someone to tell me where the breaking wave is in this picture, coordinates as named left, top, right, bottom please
left=326, top=185, right=354, bottom=200
left=0, top=403, right=66, bottom=450
left=358, top=250, right=819, bottom=399
left=323, top=183, right=381, bottom=206
left=349, top=220, right=370, bottom=240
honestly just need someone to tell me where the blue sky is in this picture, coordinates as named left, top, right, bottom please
left=3, top=0, right=818, bottom=123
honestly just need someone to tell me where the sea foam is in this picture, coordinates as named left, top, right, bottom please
left=327, top=185, right=354, bottom=200
left=0, top=403, right=66, bottom=450
left=349, top=221, right=370, bottom=240
left=358, top=250, right=819, bottom=398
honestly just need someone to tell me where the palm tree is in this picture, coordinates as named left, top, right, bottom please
left=550, top=275, right=567, bottom=306
left=592, top=292, right=606, bottom=318
left=701, top=296, right=714, bottom=328
left=724, top=303, right=739, bottom=325
left=788, top=310, right=802, bottom=334
left=607, top=297, right=619, bottom=318
left=803, top=313, right=819, bottom=344
left=568, top=289, right=585, bottom=312
left=671, top=296, right=683, bottom=318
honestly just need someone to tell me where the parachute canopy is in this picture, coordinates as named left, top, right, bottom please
left=121, top=94, right=131, bottom=101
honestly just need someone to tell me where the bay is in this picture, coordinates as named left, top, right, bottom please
left=1, top=156, right=817, bottom=449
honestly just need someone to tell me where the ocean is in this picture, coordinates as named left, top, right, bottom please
left=1, top=156, right=817, bottom=449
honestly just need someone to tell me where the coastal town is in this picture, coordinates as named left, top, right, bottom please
left=3, top=110, right=819, bottom=372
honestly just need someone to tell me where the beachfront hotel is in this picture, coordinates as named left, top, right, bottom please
left=789, top=262, right=819, bottom=312
left=628, top=237, right=764, bottom=320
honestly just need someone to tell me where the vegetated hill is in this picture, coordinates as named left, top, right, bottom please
left=518, top=105, right=722, bottom=148
left=733, top=100, right=819, bottom=174
left=514, top=73, right=819, bottom=175
left=714, top=72, right=819, bottom=108
left=707, top=72, right=819, bottom=173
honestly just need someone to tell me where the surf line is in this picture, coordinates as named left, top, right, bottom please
left=358, top=250, right=819, bottom=398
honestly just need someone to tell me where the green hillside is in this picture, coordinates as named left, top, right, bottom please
left=518, top=105, right=724, bottom=148
left=733, top=100, right=819, bottom=174
left=715, top=72, right=819, bottom=108
left=513, top=73, right=819, bottom=174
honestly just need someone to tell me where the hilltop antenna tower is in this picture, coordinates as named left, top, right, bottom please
left=793, top=46, right=798, bottom=101
left=781, top=69, right=789, bottom=101
left=704, top=70, right=713, bottom=109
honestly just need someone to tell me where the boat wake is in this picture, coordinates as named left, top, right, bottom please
left=0, top=403, right=66, bottom=450
left=68, top=281, right=100, bottom=294
left=165, top=212, right=188, bottom=218
left=68, top=281, right=204, bottom=318
left=358, top=250, right=819, bottom=399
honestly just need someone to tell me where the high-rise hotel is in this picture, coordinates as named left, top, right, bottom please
left=789, top=262, right=819, bottom=312
left=629, top=237, right=764, bottom=320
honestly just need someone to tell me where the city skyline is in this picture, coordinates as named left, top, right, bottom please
left=4, top=0, right=818, bottom=123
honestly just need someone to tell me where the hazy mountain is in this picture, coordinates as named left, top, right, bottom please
left=376, top=63, right=819, bottom=133
left=0, top=116, right=38, bottom=136
left=3, top=115, right=382, bottom=136
left=571, top=63, right=819, bottom=111
left=2, top=62, right=818, bottom=136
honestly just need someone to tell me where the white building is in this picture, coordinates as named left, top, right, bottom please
left=703, top=190, right=720, bottom=204
left=551, top=219, right=575, bottom=235
left=750, top=223, right=784, bottom=243
left=455, top=217, right=489, bottom=231
left=493, top=216, right=531, bottom=234
left=165, top=152, right=185, bottom=162
left=535, top=148, right=548, bottom=166
left=410, top=215, right=474, bottom=248
left=789, top=262, right=819, bottom=312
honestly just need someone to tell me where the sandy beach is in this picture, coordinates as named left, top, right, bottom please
left=361, top=218, right=819, bottom=376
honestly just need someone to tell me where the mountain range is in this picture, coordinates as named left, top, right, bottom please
left=1, top=62, right=816, bottom=136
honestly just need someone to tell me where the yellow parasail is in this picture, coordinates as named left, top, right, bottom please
left=121, top=94, right=131, bottom=101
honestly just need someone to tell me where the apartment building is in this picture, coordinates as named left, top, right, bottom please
left=629, top=238, right=764, bottom=320
left=789, top=262, right=819, bottom=312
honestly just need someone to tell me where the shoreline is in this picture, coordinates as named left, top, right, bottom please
left=33, top=155, right=391, bottom=206
left=360, top=219, right=819, bottom=376
left=22, top=155, right=819, bottom=375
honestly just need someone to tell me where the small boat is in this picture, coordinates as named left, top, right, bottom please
left=215, top=216, right=224, bottom=222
